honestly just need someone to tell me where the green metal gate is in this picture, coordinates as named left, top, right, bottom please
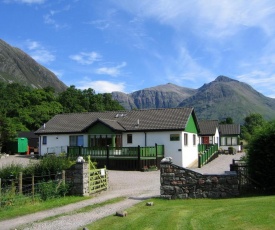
left=88, top=156, right=108, bottom=194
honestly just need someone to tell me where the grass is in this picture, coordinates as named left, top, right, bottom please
left=83, top=195, right=275, bottom=230
left=28, top=197, right=126, bottom=223
left=0, top=195, right=90, bottom=221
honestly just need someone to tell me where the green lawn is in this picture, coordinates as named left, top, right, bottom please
left=84, top=196, right=275, bottom=230
left=0, top=196, right=90, bottom=221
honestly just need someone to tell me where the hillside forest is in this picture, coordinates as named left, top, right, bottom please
left=0, top=83, right=124, bottom=146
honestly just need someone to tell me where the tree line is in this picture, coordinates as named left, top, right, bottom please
left=0, top=83, right=124, bottom=146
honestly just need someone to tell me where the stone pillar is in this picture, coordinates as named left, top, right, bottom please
left=66, top=162, right=90, bottom=196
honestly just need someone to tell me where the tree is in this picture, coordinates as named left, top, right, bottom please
left=241, top=113, right=266, bottom=141
left=57, top=85, right=86, bottom=113
left=220, top=117, right=233, bottom=124
left=247, top=120, right=275, bottom=192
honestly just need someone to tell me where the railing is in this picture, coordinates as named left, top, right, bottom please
left=198, top=144, right=218, bottom=168
left=47, top=146, right=67, bottom=155
left=67, top=144, right=164, bottom=159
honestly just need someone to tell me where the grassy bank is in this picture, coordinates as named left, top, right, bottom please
left=84, top=195, right=275, bottom=230
left=0, top=196, right=89, bottom=221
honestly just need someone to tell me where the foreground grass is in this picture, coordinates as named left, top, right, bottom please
left=84, top=195, right=275, bottom=230
left=0, top=196, right=90, bottom=221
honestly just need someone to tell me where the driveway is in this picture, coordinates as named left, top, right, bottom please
left=0, top=152, right=245, bottom=230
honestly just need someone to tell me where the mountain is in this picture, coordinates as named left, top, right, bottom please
left=112, top=76, right=275, bottom=123
left=112, top=83, right=197, bottom=110
left=0, top=39, right=67, bottom=92
left=178, top=76, right=275, bottom=123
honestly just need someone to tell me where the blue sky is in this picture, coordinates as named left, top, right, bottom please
left=1, top=0, right=275, bottom=98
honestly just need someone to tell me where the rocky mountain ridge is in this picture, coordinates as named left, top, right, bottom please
left=0, top=39, right=67, bottom=92
left=112, top=76, right=275, bottom=123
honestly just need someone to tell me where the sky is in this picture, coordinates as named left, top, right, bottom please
left=1, top=0, right=275, bottom=98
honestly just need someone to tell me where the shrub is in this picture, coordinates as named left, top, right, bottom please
left=38, top=180, right=70, bottom=201
left=31, top=155, right=74, bottom=176
left=247, top=121, right=275, bottom=192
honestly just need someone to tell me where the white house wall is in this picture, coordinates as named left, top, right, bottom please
left=214, top=128, right=220, bottom=147
left=180, top=132, right=199, bottom=167
left=39, top=134, right=89, bottom=156
left=122, top=131, right=198, bottom=167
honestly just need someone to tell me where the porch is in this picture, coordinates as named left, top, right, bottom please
left=66, top=144, right=165, bottom=171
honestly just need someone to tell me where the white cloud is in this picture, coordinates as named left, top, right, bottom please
left=69, top=52, right=101, bottom=65
left=164, top=46, right=214, bottom=88
left=26, top=40, right=55, bottom=64
left=95, top=62, right=127, bottom=77
left=237, top=71, right=275, bottom=98
left=112, top=0, right=275, bottom=38
left=43, top=5, right=70, bottom=29
left=77, top=80, right=125, bottom=93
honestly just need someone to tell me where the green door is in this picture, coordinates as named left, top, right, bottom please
left=17, top=138, right=28, bottom=153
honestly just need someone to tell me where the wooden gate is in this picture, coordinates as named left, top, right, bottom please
left=230, top=159, right=262, bottom=194
left=88, top=156, right=108, bottom=194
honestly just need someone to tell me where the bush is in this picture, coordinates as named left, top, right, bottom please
left=247, top=121, right=275, bottom=192
left=28, top=155, right=74, bottom=176
left=38, top=180, right=70, bottom=201
left=228, top=147, right=236, bottom=155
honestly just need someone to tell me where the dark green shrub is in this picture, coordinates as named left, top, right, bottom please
left=228, top=147, right=236, bottom=155
left=38, top=180, right=70, bottom=201
left=247, top=121, right=275, bottom=192
left=32, top=155, right=74, bottom=176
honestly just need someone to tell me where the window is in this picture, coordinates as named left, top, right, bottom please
left=127, top=134, right=132, bottom=144
left=184, top=133, right=188, bottom=146
left=90, top=135, right=118, bottom=147
left=232, top=137, right=237, bottom=145
left=170, top=134, right=180, bottom=141
left=221, top=137, right=238, bottom=146
left=69, top=135, right=84, bottom=146
left=221, top=137, right=226, bottom=145
left=227, top=137, right=232, bottom=145
left=193, top=134, right=196, bottom=145
left=42, top=136, right=47, bottom=145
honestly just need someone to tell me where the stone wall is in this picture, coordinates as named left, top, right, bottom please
left=65, top=162, right=90, bottom=196
left=160, top=162, right=239, bottom=199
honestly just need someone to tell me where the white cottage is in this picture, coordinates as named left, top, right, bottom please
left=35, top=107, right=200, bottom=168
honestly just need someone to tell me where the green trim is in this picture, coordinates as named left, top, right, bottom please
left=88, top=123, right=115, bottom=134
left=185, top=114, right=198, bottom=134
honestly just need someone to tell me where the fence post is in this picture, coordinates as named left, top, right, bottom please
left=138, top=145, right=141, bottom=170
left=32, top=174, right=34, bottom=200
left=106, top=145, right=110, bottom=169
left=19, top=172, right=23, bottom=194
left=155, top=143, right=158, bottom=167
left=62, top=170, right=65, bottom=186
left=0, top=178, right=1, bottom=208
left=198, top=154, right=201, bottom=168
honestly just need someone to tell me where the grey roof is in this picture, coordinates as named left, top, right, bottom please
left=198, top=120, right=219, bottom=135
left=35, top=108, right=197, bottom=134
left=219, top=124, right=240, bottom=135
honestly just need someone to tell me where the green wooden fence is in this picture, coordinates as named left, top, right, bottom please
left=198, top=144, right=218, bottom=168
left=87, top=156, right=108, bottom=194
left=67, top=144, right=164, bottom=159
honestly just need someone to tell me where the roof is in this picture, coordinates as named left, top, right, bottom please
left=35, top=107, right=197, bottom=134
left=18, top=131, right=38, bottom=139
left=219, top=124, right=240, bottom=135
left=198, top=120, right=219, bottom=135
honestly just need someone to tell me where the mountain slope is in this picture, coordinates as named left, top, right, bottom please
left=112, top=83, right=197, bottom=110
left=112, top=76, right=275, bottom=123
left=178, top=76, right=275, bottom=123
left=0, top=39, right=67, bottom=92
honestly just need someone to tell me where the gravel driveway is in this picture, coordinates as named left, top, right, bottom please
left=0, top=153, right=245, bottom=230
